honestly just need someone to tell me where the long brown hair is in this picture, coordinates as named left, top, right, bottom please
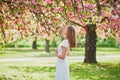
left=67, top=26, right=76, bottom=48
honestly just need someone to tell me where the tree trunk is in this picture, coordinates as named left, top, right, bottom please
left=32, top=36, right=37, bottom=49
left=45, top=39, right=50, bottom=52
left=84, top=24, right=97, bottom=63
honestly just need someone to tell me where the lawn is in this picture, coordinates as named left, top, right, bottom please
left=0, top=47, right=120, bottom=80
left=0, top=47, right=120, bottom=58
left=0, top=62, right=120, bottom=80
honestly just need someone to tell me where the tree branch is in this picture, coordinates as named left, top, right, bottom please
left=95, top=0, right=101, bottom=16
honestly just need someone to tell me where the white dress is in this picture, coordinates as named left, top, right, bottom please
left=54, top=39, right=70, bottom=80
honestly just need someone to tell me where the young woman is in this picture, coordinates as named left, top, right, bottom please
left=54, top=26, right=76, bottom=80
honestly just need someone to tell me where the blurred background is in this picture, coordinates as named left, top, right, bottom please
left=0, top=0, right=120, bottom=80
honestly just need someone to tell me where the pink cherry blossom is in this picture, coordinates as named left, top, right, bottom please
left=21, top=0, right=30, bottom=5
left=54, top=7, right=63, bottom=13
left=31, top=0, right=40, bottom=5
left=44, top=0, right=53, bottom=4
left=66, top=0, right=71, bottom=6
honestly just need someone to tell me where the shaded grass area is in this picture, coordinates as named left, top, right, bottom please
left=0, top=48, right=120, bottom=58
left=0, top=62, right=120, bottom=80
left=70, top=63, right=120, bottom=80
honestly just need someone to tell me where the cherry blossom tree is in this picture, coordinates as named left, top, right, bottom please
left=0, top=1, right=38, bottom=49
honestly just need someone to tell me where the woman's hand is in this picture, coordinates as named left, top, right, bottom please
left=55, top=50, right=58, bottom=56
left=55, top=46, right=67, bottom=59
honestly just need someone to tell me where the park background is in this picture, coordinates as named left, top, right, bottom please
left=0, top=0, right=120, bottom=80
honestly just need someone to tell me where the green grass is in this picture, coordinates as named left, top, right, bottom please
left=0, top=62, right=120, bottom=80
left=0, top=48, right=120, bottom=58
left=0, top=47, right=120, bottom=80
left=70, top=62, right=120, bottom=80
left=0, top=48, right=54, bottom=58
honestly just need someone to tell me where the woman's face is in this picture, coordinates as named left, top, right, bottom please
left=61, top=27, right=68, bottom=38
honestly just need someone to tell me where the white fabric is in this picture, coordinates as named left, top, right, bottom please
left=54, top=39, right=70, bottom=80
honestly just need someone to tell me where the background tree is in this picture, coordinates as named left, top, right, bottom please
left=0, top=1, right=38, bottom=49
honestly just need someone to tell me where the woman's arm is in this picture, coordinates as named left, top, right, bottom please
left=55, top=46, right=67, bottom=59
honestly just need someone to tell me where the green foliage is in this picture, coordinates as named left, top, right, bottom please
left=0, top=0, right=4, bottom=2
left=77, top=36, right=119, bottom=48
left=97, top=37, right=119, bottom=48
left=0, top=41, right=5, bottom=51
left=5, top=37, right=62, bottom=48
left=5, top=39, right=30, bottom=48
left=4, top=36, right=120, bottom=48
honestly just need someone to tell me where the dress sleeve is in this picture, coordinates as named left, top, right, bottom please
left=61, top=40, right=69, bottom=48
